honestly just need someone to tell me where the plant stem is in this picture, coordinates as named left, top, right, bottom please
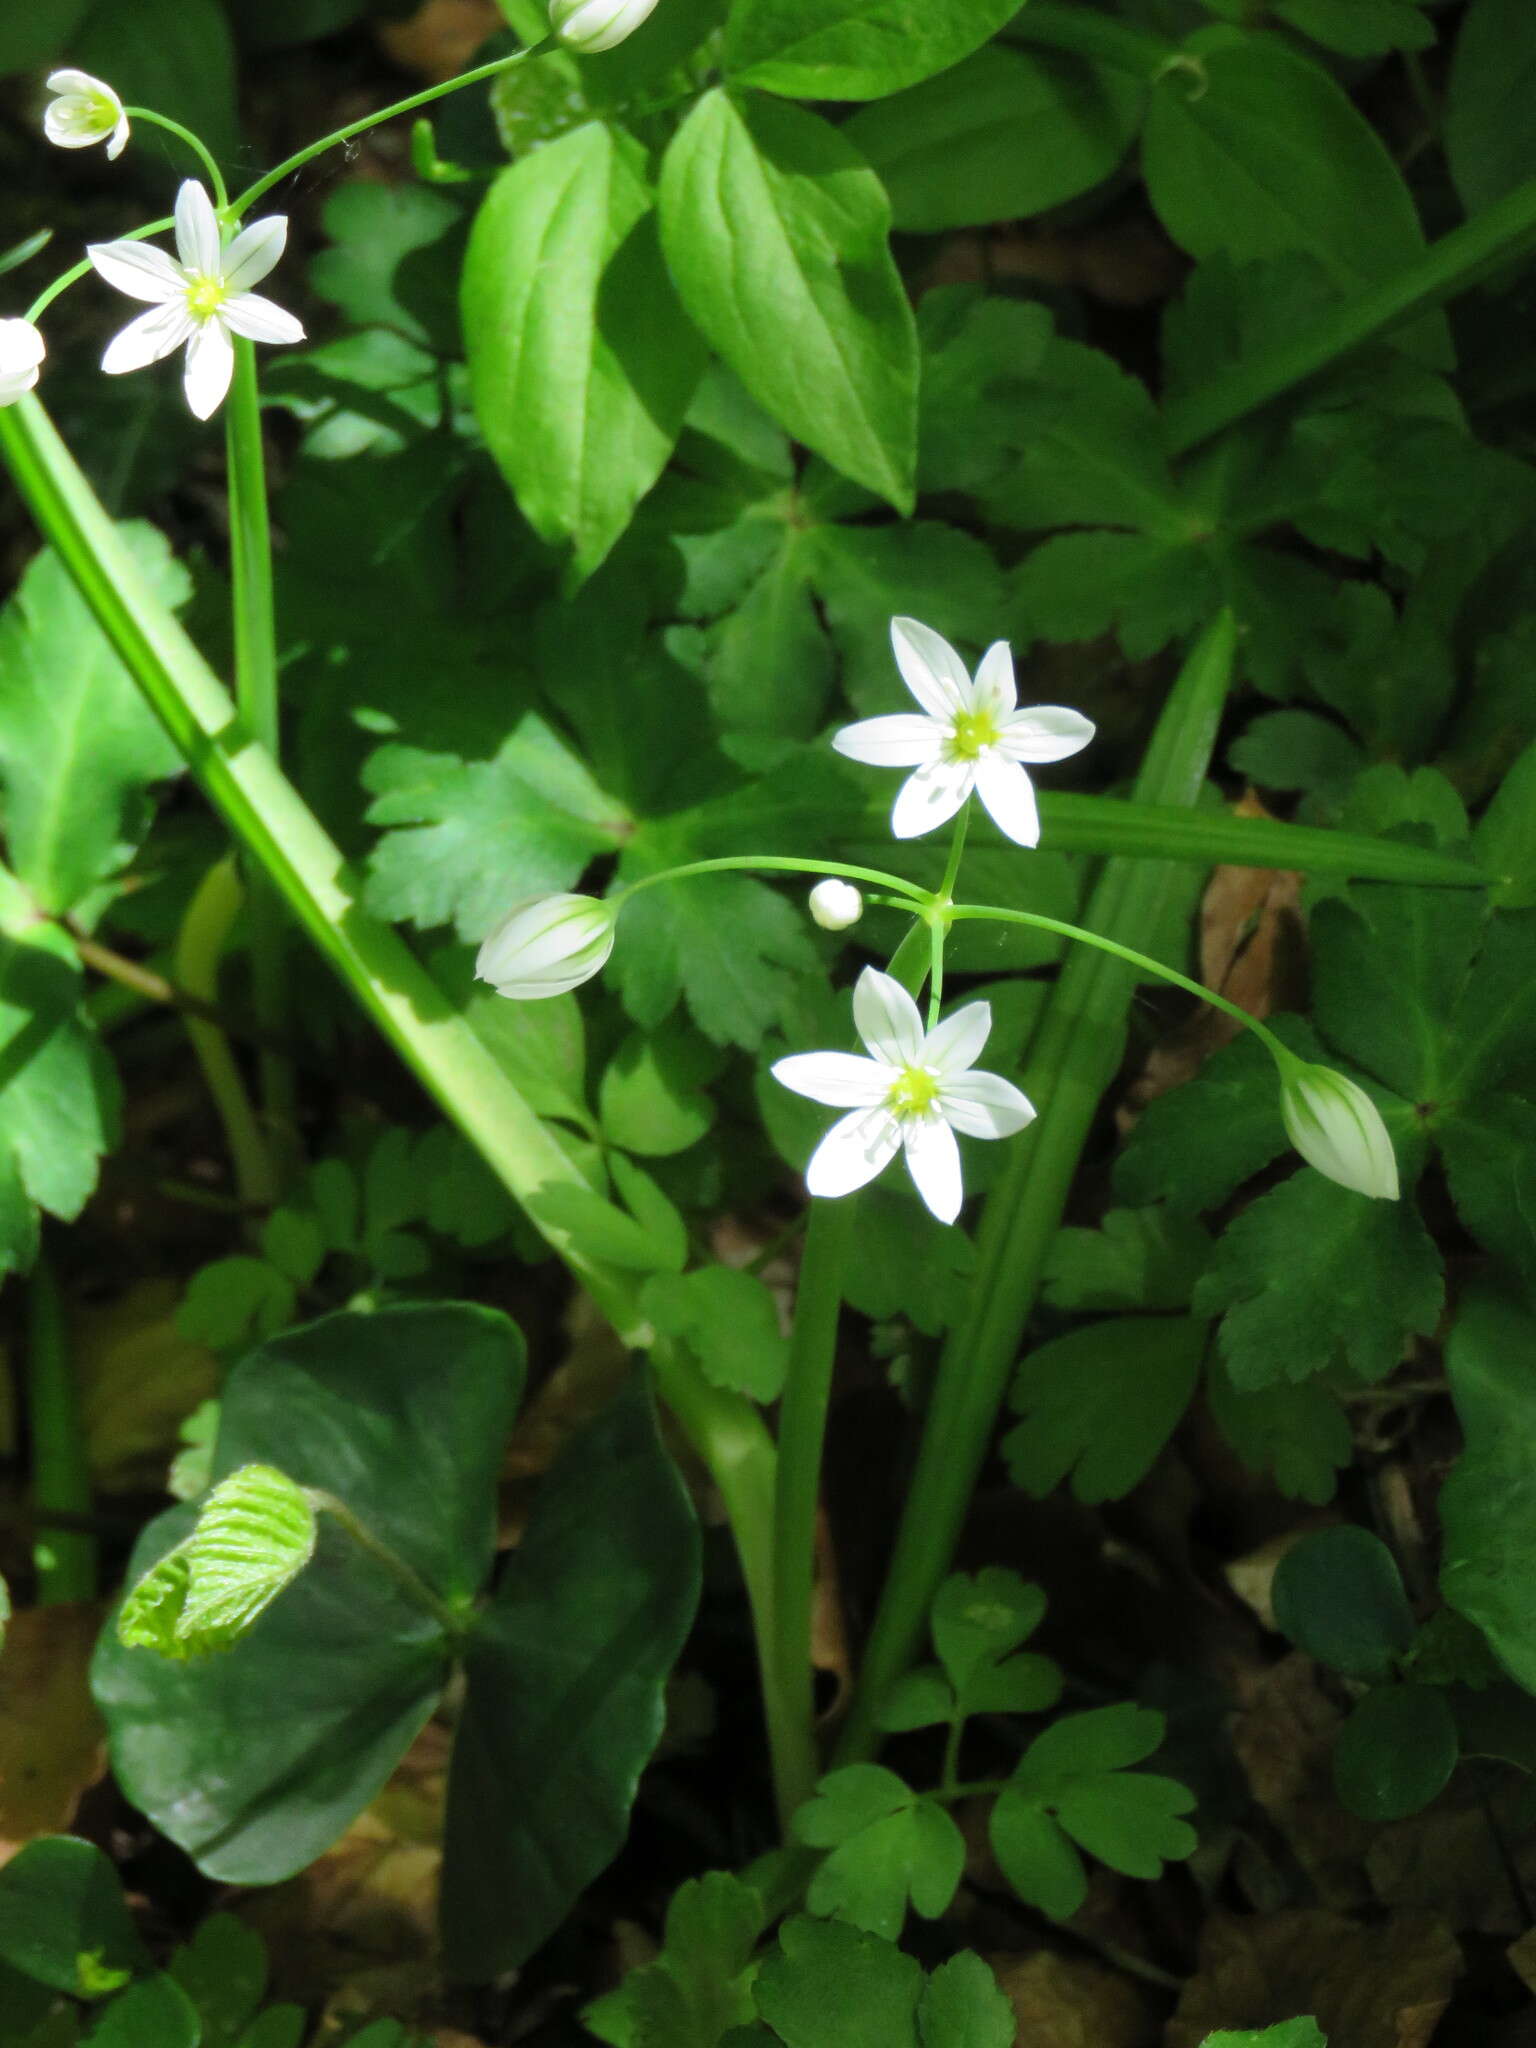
left=123, top=109, right=229, bottom=205
left=309, top=1489, right=469, bottom=1644
left=225, top=340, right=294, bottom=1148
left=26, top=217, right=174, bottom=324
left=927, top=809, right=969, bottom=1029
left=616, top=854, right=930, bottom=908
left=174, top=858, right=279, bottom=1213
left=835, top=612, right=1237, bottom=1762
left=27, top=1254, right=95, bottom=1603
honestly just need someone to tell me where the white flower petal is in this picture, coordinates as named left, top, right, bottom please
left=832, top=713, right=944, bottom=769
left=106, top=112, right=130, bottom=160
left=771, top=1052, right=891, bottom=1110
left=44, top=106, right=100, bottom=149
left=922, top=1000, right=991, bottom=1078
left=805, top=1107, right=902, bottom=1200
left=46, top=68, right=102, bottom=95
left=223, top=216, right=288, bottom=293
left=973, top=755, right=1040, bottom=847
left=972, top=642, right=1018, bottom=720
left=183, top=317, right=234, bottom=418
left=101, top=300, right=193, bottom=375
left=852, top=968, right=924, bottom=1068
left=88, top=237, right=182, bottom=304
left=221, top=292, right=304, bottom=345
left=174, top=180, right=221, bottom=276
left=891, top=756, right=972, bottom=840
left=902, top=1115, right=964, bottom=1224
left=890, top=616, right=972, bottom=720
left=940, top=1069, right=1036, bottom=1140
left=997, top=706, right=1096, bottom=765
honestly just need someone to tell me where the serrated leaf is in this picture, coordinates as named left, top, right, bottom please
left=916, top=1952, right=1014, bottom=2048
left=1205, top=1366, right=1351, bottom=1505
left=1043, top=1209, right=1214, bottom=1312
left=659, top=91, right=917, bottom=509
left=796, top=1767, right=964, bottom=1939
left=612, top=860, right=816, bottom=1049
left=616, top=1873, right=763, bottom=2048
left=724, top=0, right=1017, bottom=100
left=753, top=1918, right=923, bottom=2048
left=930, top=1569, right=1046, bottom=1701
left=1113, top=1025, right=1300, bottom=1215
left=601, top=1024, right=721, bottom=1157
left=641, top=1266, right=789, bottom=1401
left=1309, top=885, right=1486, bottom=1103
left=1003, top=1316, right=1204, bottom=1505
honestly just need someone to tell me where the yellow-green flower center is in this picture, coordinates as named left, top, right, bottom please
left=948, top=708, right=1001, bottom=761
left=185, top=276, right=228, bottom=321
left=887, top=1065, right=940, bottom=1118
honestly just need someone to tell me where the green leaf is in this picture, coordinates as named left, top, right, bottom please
left=844, top=46, right=1144, bottom=231
left=1004, top=1316, right=1205, bottom=1505
left=987, top=1794, right=1086, bottom=1919
left=997, top=1706, right=1196, bottom=1893
left=1333, top=1683, right=1457, bottom=1822
left=915, top=1953, right=1014, bottom=2048
left=1013, top=531, right=1211, bottom=664
left=1205, top=1367, right=1351, bottom=1505
left=724, top=0, right=1017, bottom=99
left=74, top=0, right=239, bottom=169
left=1476, top=732, right=1536, bottom=909
left=753, top=1917, right=923, bottom=2048
left=0, top=527, right=187, bottom=914
left=94, top=1304, right=525, bottom=1884
left=1043, top=1209, right=1213, bottom=1313
left=1437, top=1093, right=1536, bottom=1289
left=1142, top=34, right=1443, bottom=361
left=601, top=1873, right=764, bottom=2048
left=0, top=0, right=93, bottom=71
left=658, top=91, right=917, bottom=510
left=1200, top=2026, right=1326, bottom=2048
left=1052, top=1771, right=1198, bottom=1879
left=362, top=714, right=630, bottom=940
left=168, top=1915, right=268, bottom=2047
left=641, top=1267, right=790, bottom=1401
left=930, top=1569, right=1044, bottom=1697
left=1440, top=1287, right=1536, bottom=1693
left=600, top=1024, right=722, bottom=1156
left=463, top=123, right=705, bottom=580
left=0, top=1838, right=147, bottom=1997
left=1194, top=1169, right=1444, bottom=1390
left=1271, top=1527, right=1414, bottom=1679
left=0, top=866, right=119, bottom=1281
left=1114, top=1026, right=1297, bottom=1215
left=441, top=1373, right=700, bottom=1978
left=83, top=1974, right=199, bottom=2048
left=309, top=182, right=465, bottom=355
left=1015, top=1701, right=1164, bottom=1782
left=799, top=1771, right=965, bottom=1940
left=1273, top=0, right=1432, bottom=55
left=833, top=1185, right=977, bottom=1336
left=1447, top=0, right=1536, bottom=212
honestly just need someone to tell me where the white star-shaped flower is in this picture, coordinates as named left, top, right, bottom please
left=0, top=320, right=46, bottom=405
left=87, top=180, right=304, bottom=421
left=834, top=616, right=1095, bottom=848
left=44, top=69, right=130, bottom=159
left=772, top=967, right=1035, bottom=1224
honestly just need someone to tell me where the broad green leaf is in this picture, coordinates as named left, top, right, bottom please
left=600, top=1874, right=763, bottom=2048
left=309, top=182, right=464, bottom=356
left=1274, top=0, right=1432, bottom=55
left=987, top=1794, right=1086, bottom=1919
left=600, top=1024, right=722, bottom=1156
left=0, top=527, right=187, bottom=915
left=1441, top=910, right=1536, bottom=1100
left=1333, top=1683, right=1457, bottom=1822
left=916, top=1953, right=1014, bottom=2048
left=1201, top=2026, right=1326, bottom=2048
left=1004, top=1316, right=1205, bottom=1504
left=1142, top=34, right=1443, bottom=361
left=1205, top=1368, right=1351, bottom=1505
left=1113, top=1027, right=1297, bottom=1215
left=0, top=866, right=120, bottom=1281
left=1271, top=1527, right=1414, bottom=1679
left=800, top=1773, right=965, bottom=1939
left=441, top=1374, right=699, bottom=1977
left=724, top=0, right=1017, bottom=99
left=0, top=0, right=93, bottom=71
left=1195, top=1170, right=1444, bottom=1390
left=83, top=1974, right=199, bottom=2048
left=845, top=47, right=1144, bottom=230
left=1013, top=530, right=1211, bottom=664
left=1440, top=1287, right=1536, bottom=1692
left=463, top=123, right=705, bottom=580
left=1446, top=0, right=1536, bottom=212
left=1309, top=885, right=1486, bottom=1103
left=168, top=1915, right=268, bottom=2047
left=0, top=1838, right=147, bottom=1997
left=641, top=1267, right=790, bottom=1401
left=74, top=0, right=239, bottom=168
left=1438, top=1094, right=1536, bottom=1289
left=1052, top=1772, right=1197, bottom=1878
left=94, top=1304, right=526, bottom=1883
left=753, top=1917, right=923, bottom=2048
left=1043, top=1210, right=1213, bottom=1313
left=1476, top=733, right=1536, bottom=909
left=1015, top=1702, right=1164, bottom=1784
left=658, top=91, right=917, bottom=509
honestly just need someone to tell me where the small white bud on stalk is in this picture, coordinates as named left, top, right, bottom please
left=43, top=69, right=130, bottom=159
left=475, top=892, right=617, bottom=1000
left=1279, top=1061, right=1400, bottom=1200
left=808, top=879, right=863, bottom=931
left=0, top=320, right=45, bottom=405
left=549, top=0, right=659, bottom=51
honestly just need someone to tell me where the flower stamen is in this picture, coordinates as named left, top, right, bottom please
left=887, top=1066, right=941, bottom=1118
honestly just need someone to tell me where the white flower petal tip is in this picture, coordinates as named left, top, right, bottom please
left=474, top=893, right=617, bottom=1000
left=776, top=964, right=1034, bottom=1223
left=549, top=0, right=659, bottom=51
left=44, top=69, right=129, bottom=158
left=90, top=181, right=300, bottom=420
left=808, top=879, right=863, bottom=931
left=1280, top=1062, right=1400, bottom=1201
left=0, top=320, right=46, bottom=405
left=835, top=617, right=1093, bottom=847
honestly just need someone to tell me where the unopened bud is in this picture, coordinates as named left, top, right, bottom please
left=475, top=892, right=617, bottom=1000
left=549, top=0, right=659, bottom=52
left=1279, top=1061, right=1399, bottom=1200
left=809, top=879, right=863, bottom=932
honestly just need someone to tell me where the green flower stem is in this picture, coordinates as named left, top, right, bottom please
left=1164, top=170, right=1536, bottom=456
left=228, top=37, right=555, bottom=217
left=307, top=1488, right=469, bottom=1645
left=224, top=340, right=293, bottom=1143
left=27, top=1253, right=95, bottom=1604
left=123, top=108, right=229, bottom=206
left=927, top=810, right=970, bottom=1028
left=174, top=858, right=279, bottom=1213
left=615, top=854, right=930, bottom=908
left=836, top=611, right=1238, bottom=1763
left=26, top=217, right=174, bottom=324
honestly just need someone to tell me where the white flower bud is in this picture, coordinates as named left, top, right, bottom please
left=44, top=69, right=130, bottom=159
left=0, top=320, right=44, bottom=406
left=1279, top=1062, right=1399, bottom=1201
left=808, top=879, right=863, bottom=932
left=549, top=0, right=659, bottom=52
left=475, top=892, right=617, bottom=1000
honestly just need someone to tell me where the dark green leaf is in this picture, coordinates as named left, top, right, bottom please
left=753, top=1917, right=923, bottom=2048
left=1113, top=1027, right=1294, bottom=1215
left=1274, top=0, right=1432, bottom=55
left=75, top=0, right=239, bottom=168
left=0, top=1839, right=147, bottom=1998
left=724, top=0, right=1018, bottom=100
left=1446, top=0, right=1536, bottom=212
left=168, top=1915, right=267, bottom=2046
left=1333, top=1683, right=1457, bottom=1821
left=1205, top=1368, right=1351, bottom=1505
left=0, top=0, right=93, bottom=70
left=1476, top=733, right=1536, bottom=909
left=1309, top=886, right=1486, bottom=1103
left=1043, top=1210, right=1213, bottom=1313
left=916, top=1953, right=1014, bottom=2048
left=987, top=1795, right=1085, bottom=1919
left=1272, top=1526, right=1414, bottom=1679
left=83, top=1975, right=198, bottom=2048
left=1004, top=1316, right=1204, bottom=1504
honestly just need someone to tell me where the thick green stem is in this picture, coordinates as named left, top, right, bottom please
left=836, top=611, right=1238, bottom=1760
left=174, top=858, right=279, bottom=1212
left=28, top=1255, right=95, bottom=1604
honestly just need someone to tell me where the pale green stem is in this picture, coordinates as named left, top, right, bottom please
left=614, top=854, right=930, bottom=908
left=174, top=858, right=279, bottom=1213
left=927, top=809, right=970, bottom=1029
left=28, top=1254, right=95, bottom=1604
left=26, top=217, right=174, bottom=324
left=123, top=108, right=229, bottom=206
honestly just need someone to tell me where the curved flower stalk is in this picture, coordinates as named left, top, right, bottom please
left=0, top=321, right=45, bottom=404
left=476, top=892, right=617, bottom=998
left=773, top=968, right=1035, bottom=1224
left=44, top=69, right=129, bottom=159
left=550, top=0, right=660, bottom=51
left=88, top=180, right=303, bottom=420
left=834, top=616, right=1095, bottom=847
